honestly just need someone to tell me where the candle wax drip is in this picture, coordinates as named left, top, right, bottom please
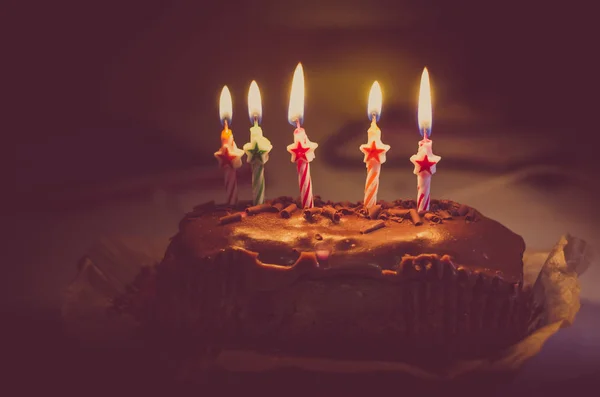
left=419, top=130, right=432, bottom=147
left=221, top=120, right=233, bottom=145
left=250, top=121, right=263, bottom=141
left=368, top=118, right=381, bottom=142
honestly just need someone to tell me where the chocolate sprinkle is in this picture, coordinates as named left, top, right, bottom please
left=387, top=208, right=410, bottom=218
left=424, top=213, right=442, bottom=224
left=438, top=210, right=453, bottom=220
left=409, top=209, right=422, bottom=226
left=458, top=204, right=470, bottom=217
left=246, top=203, right=276, bottom=215
left=303, top=207, right=323, bottom=221
left=272, top=202, right=284, bottom=212
left=219, top=212, right=243, bottom=225
left=322, top=206, right=341, bottom=223
left=360, top=220, right=386, bottom=234
left=368, top=205, right=382, bottom=220
left=280, top=203, right=298, bottom=218
left=314, top=233, right=323, bottom=241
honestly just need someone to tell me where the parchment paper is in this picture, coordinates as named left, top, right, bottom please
left=62, top=233, right=593, bottom=380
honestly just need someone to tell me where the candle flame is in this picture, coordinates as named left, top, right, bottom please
left=418, top=67, right=432, bottom=136
left=288, top=63, right=305, bottom=126
left=367, top=81, right=382, bottom=122
left=219, top=85, right=233, bottom=125
left=247, top=80, right=262, bottom=124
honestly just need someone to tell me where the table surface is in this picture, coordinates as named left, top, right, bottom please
left=10, top=162, right=600, bottom=393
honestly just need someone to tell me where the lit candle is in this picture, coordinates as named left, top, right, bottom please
left=410, top=68, right=441, bottom=212
left=286, top=63, right=318, bottom=209
left=359, top=81, right=390, bottom=208
left=214, top=86, right=244, bottom=206
left=243, top=81, right=273, bottom=205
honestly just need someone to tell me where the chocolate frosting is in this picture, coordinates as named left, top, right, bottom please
left=177, top=197, right=525, bottom=283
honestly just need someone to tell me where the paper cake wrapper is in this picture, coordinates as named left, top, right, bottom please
left=62, top=234, right=593, bottom=380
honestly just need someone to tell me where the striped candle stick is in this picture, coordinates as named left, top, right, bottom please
left=251, top=162, right=265, bottom=204
left=359, top=82, right=390, bottom=209
left=416, top=172, right=431, bottom=212
left=296, top=155, right=314, bottom=208
left=223, top=166, right=238, bottom=206
left=364, top=160, right=381, bottom=208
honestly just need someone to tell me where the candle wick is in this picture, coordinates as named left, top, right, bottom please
left=371, top=113, right=377, bottom=126
left=295, top=119, right=301, bottom=129
left=253, top=116, right=259, bottom=127
left=224, top=119, right=229, bottom=130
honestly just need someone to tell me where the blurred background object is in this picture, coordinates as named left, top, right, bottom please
left=11, top=0, right=593, bottom=203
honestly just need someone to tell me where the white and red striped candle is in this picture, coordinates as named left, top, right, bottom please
left=410, top=68, right=441, bottom=212
left=286, top=63, right=318, bottom=209
left=214, top=86, right=244, bottom=206
left=359, top=81, right=390, bottom=208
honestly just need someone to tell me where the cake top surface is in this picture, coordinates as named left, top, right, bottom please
left=176, top=197, right=525, bottom=283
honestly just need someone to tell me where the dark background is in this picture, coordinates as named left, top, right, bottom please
left=12, top=0, right=592, bottom=198
left=8, top=0, right=600, bottom=394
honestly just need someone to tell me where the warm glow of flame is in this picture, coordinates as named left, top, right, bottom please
left=219, top=85, right=232, bottom=124
left=247, top=81, right=262, bottom=124
left=288, top=63, right=305, bottom=125
left=418, top=67, right=432, bottom=135
left=367, top=81, right=382, bottom=121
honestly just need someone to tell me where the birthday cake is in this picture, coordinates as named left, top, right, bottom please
left=117, top=196, right=536, bottom=370
left=109, top=65, right=541, bottom=371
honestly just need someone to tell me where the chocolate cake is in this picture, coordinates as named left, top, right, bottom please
left=120, top=196, right=536, bottom=370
